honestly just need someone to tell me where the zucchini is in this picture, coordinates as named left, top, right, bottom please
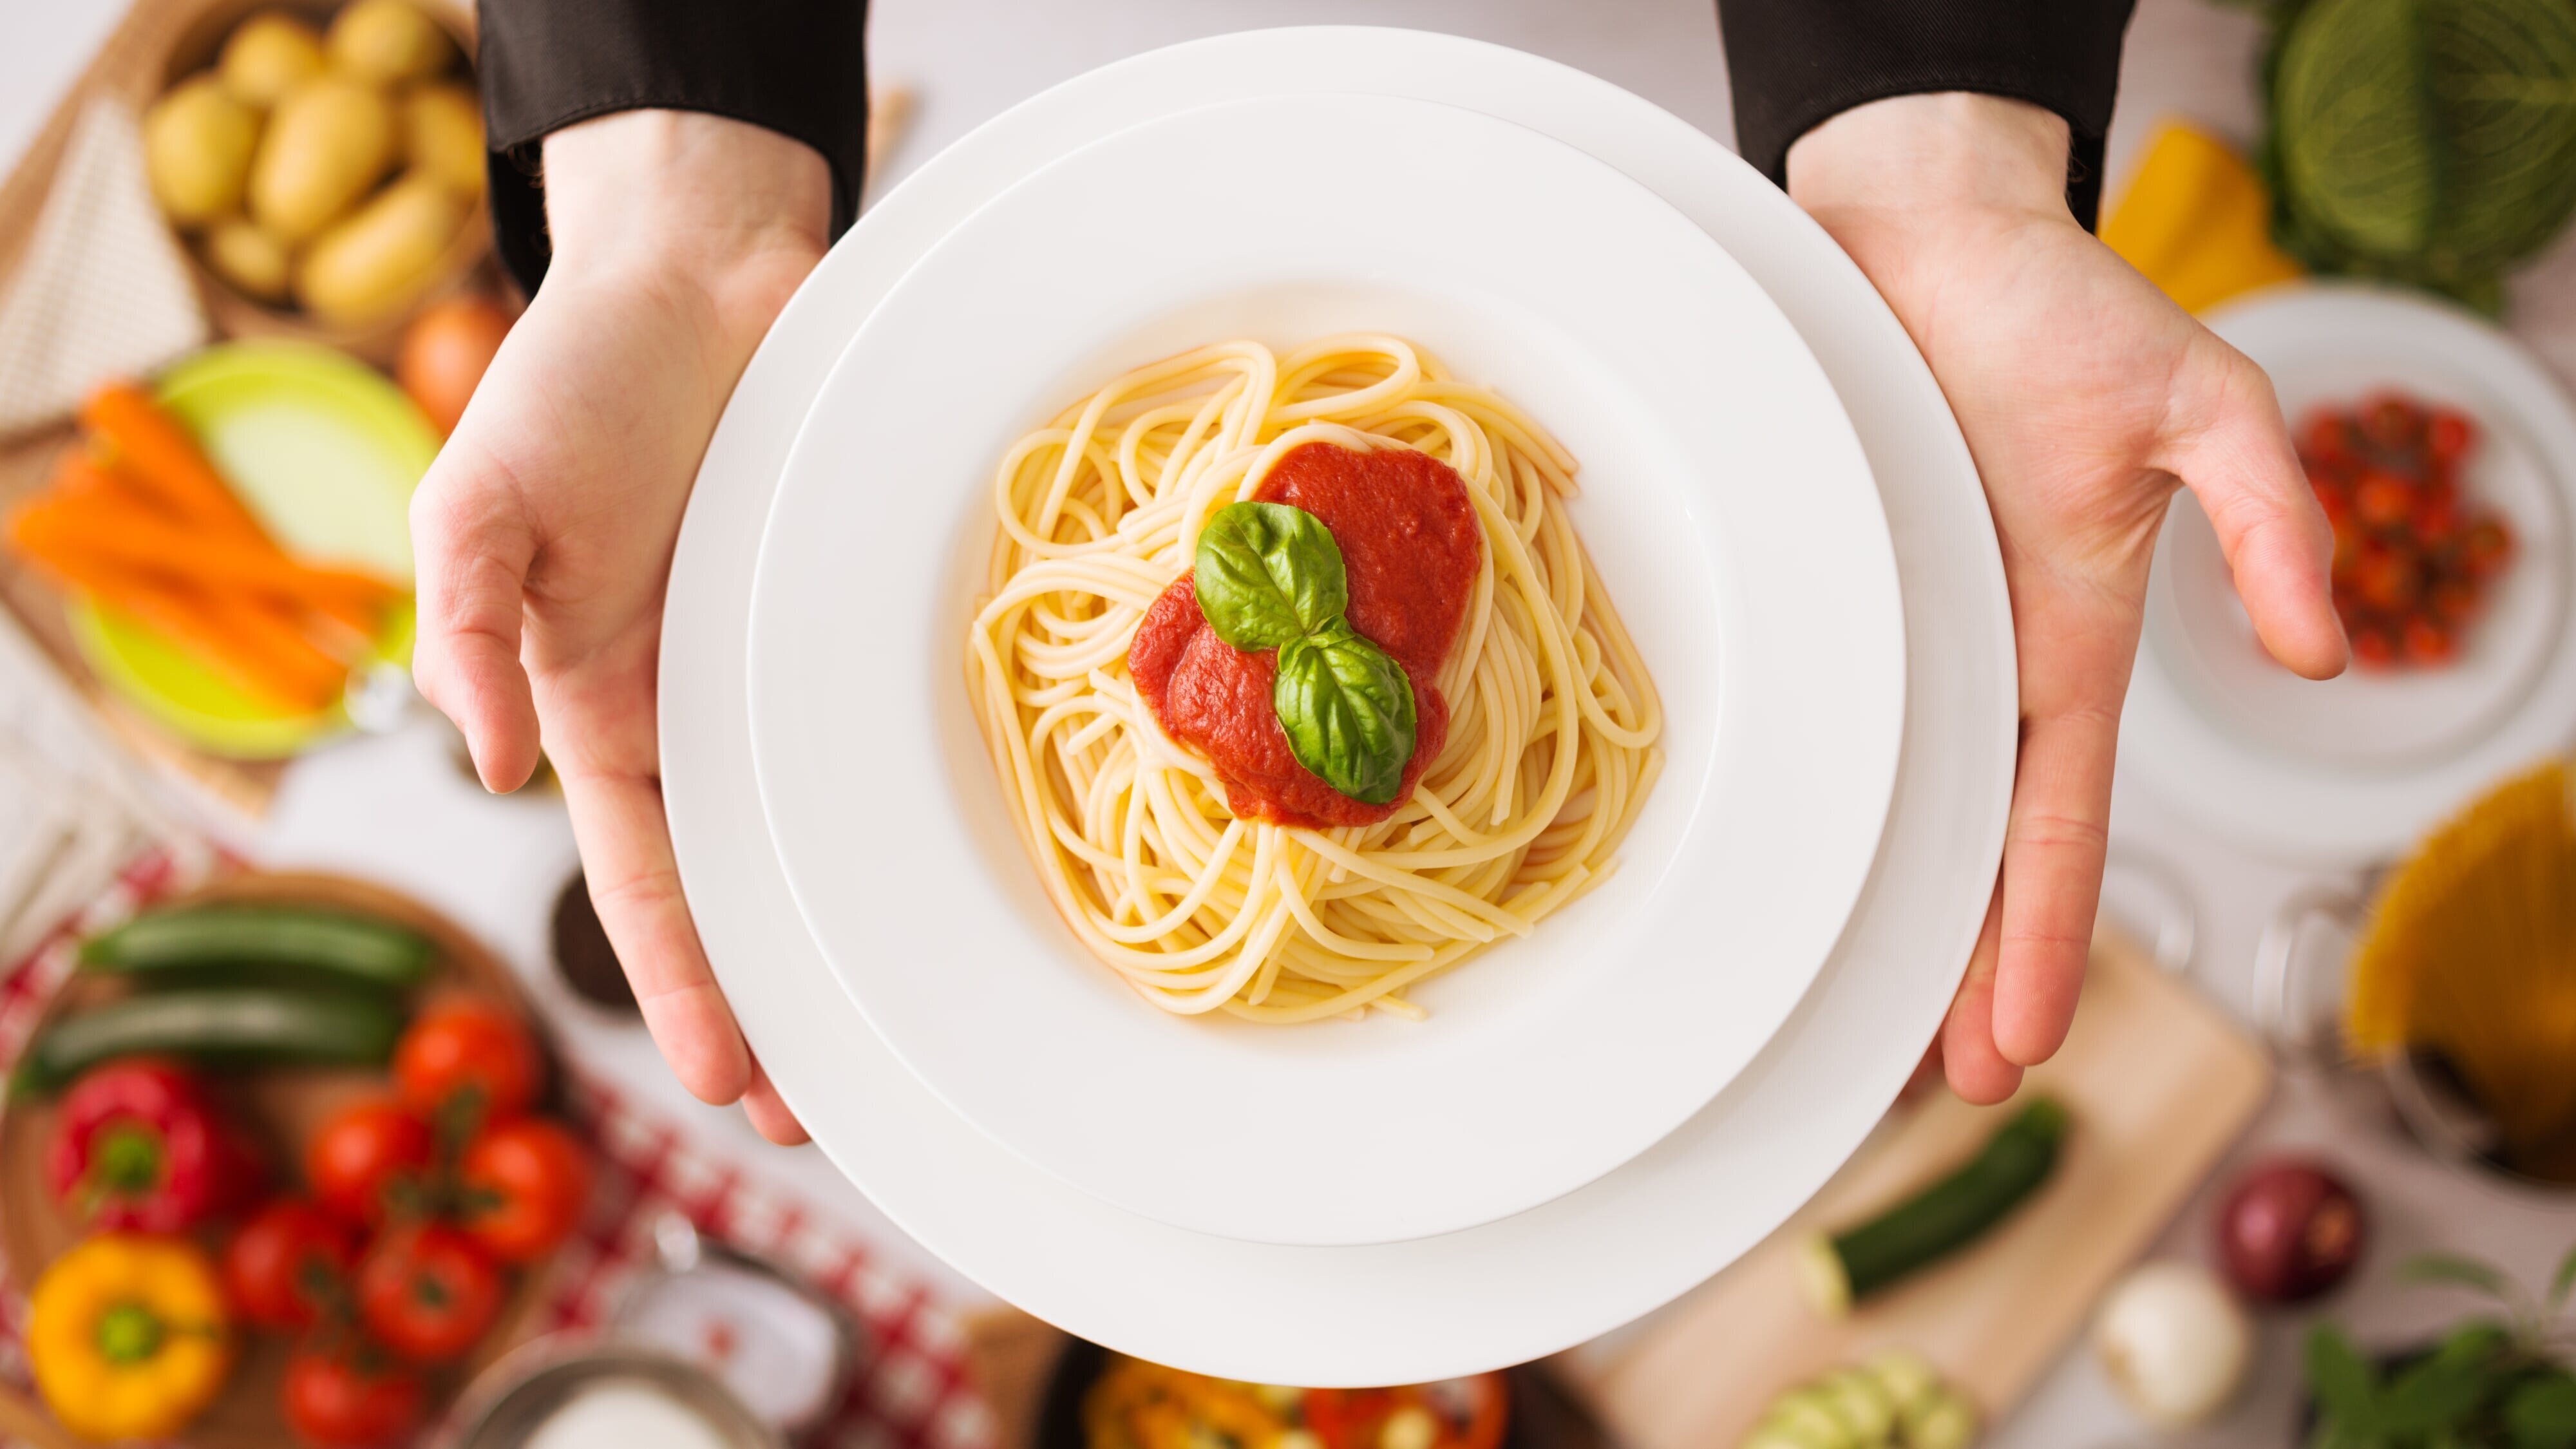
left=1801, top=1097, right=2070, bottom=1316
left=16, top=987, right=406, bottom=1093
left=80, top=903, right=435, bottom=990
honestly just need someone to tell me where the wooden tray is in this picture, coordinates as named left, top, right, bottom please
left=0, top=0, right=497, bottom=817
left=1564, top=929, right=2273, bottom=1449
left=0, top=869, right=556, bottom=1449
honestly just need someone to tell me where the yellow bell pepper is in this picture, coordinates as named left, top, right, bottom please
left=26, top=1234, right=232, bottom=1443
left=2101, top=120, right=2307, bottom=315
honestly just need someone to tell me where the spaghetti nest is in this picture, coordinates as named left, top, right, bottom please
left=967, top=336, right=1662, bottom=1023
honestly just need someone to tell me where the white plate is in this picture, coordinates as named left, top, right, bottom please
left=2128, top=283, right=2576, bottom=863
left=664, top=28, right=2014, bottom=1383
left=744, top=93, right=1903, bottom=1247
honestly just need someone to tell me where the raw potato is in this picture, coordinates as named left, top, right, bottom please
left=218, top=12, right=325, bottom=107
left=327, top=0, right=454, bottom=84
left=296, top=171, right=464, bottom=322
left=251, top=75, right=396, bottom=242
left=403, top=82, right=484, bottom=197
left=202, top=217, right=293, bottom=301
left=143, top=78, right=261, bottom=227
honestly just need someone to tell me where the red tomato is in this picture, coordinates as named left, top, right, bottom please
left=225, top=1198, right=360, bottom=1329
left=2301, top=410, right=2353, bottom=466
left=2410, top=490, right=2461, bottom=547
left=2426, top=408, right=2475, bottom=465
left=459, top=1118, right=591, bottom=1262
left=2430, top=577, right=2483, bottom=625
left=393, top=998, right=543, bottom=1130
left=356, top=1224, right=503, bottom=1363
left=2359, top=393, right=2422, bottom=451
left=306, top=1100, right=433, bottom=1224
left=2351, top=542, right=2422, bottom=612
left=2351, top=627, right=2398, bottom=668
left=2464, top=520, right=2515, bottom=579
left=2403, top=617, right=2456, bottom=665
left=283, top=1343, right=424, bottom=1449
left=2354, top=472, right=2416, bottom=530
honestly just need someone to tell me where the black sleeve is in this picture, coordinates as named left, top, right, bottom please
left=474, top=0, right=870, bottom=294
left=1716, top=0, right=2137, bottom=229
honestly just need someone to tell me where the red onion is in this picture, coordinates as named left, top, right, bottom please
left=2217, top=1159, right=2367, bottom=1303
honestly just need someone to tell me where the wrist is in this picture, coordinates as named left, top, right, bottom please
left=539, top=109, right=830, bottom=346
left=1786, top=93, right=2073, bottom=229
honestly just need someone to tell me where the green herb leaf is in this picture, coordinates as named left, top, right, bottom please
left=2551, top=1242, right=2576, bottom=1309
left=2507, top=1372, right=2576, bottom=1449
left=1273, top=624, right=1417, bottom=806
left=1193, top=501, right=1348, bottom=652
left=2380, top=1329, right=2508, bottom=1434
left=2402, top=1253, right=2515, bottom=1300
left=2307, top=1324, right=2385, bottom=1439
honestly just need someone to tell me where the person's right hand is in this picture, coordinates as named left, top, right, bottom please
left=409, top=109, right=830, bottom=1144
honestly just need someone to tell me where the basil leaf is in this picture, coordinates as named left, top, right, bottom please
left=1274, top=624, right=1416, bottom=806
left=1193, top=501, right=1347, bottom=652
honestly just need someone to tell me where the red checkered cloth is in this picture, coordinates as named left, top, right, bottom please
left=0, top=849, right=997, bottom=1449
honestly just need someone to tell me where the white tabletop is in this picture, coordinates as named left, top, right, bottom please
left=5, top=0, right=2575, bottom=1443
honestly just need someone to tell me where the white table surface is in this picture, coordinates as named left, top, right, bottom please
left=6, top=1, right=2576, bottom=1444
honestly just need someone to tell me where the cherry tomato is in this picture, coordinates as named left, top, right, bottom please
left=2352, top=542, right=2422, bottom=612
left=393, top=998, right=544, bottom=1130
left=2465, top=519, right=2515, bottom=578
left=225, top=1197, right=359, bottom=1329
left=2403, top=617, right=2456, bottom=665
left=2430, top=577, right=2483, bottom=625
left=2427, top=408, right=2475, bottom=466
left=357, top=1223, right=503, bottom=1362
left=459, top=1117, right=591, bottom=1262
left=2359, top=392, right=2422, bottom=452
left=2301, top=410, right=2354, bottom=465
left=283, top=1343, right=424, bottom=1449
left=306, top=1100, right=433, bottom=1224
left=2351, top=627, right=2398, bottom=668
left=1305, top=1376, right=1509, bottom=1449
left=2410, top=491, right=2461, bottom=547
left=2354, top=472, right=2416, bottom=530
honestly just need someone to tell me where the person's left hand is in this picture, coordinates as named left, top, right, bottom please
left=1789, top=94, right=2349, bottom=1102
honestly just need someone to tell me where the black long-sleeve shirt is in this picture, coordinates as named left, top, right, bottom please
left=477, top=1, right=2136, bottom=295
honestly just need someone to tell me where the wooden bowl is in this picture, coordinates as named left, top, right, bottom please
left=155, top=0, right=491, bottom=364
left=0, top=871, right=560, bottom=1449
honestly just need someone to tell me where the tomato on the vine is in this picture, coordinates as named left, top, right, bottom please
left=225, top=1198, right=359, bottom=1329
left=283, top=1343, right=424, bottom=1448
left=459, top=1117, right=591, bottom=1262
left=356, top=1223, right=502, bottom=1362
left=307, top=1099, right=433, bottom=1224
left=393, top=998, right=543, bottom=1130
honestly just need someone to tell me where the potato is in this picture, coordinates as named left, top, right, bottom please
left=143, top=77, right=260, bottom=227
left=402, top=82, right=483, bottom=197
left=202, top=216, right=294, bottom=300
left=218, top=12, right=325, bottom=107
left=296, top=171, right=464, bottom=321
left=250, top=75, right=396, bottom=242
left=327, top=0, right=454, bottom=84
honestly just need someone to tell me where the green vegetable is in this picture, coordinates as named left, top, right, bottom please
left=17, top=988, right=406, bottom=1093
left=1274, top=623, right=1416, bottom=804
left=1815, top=1369, right=1897, bottom=1442
left=1801, top=1097, right=2070, bottom=1316
left=1753, top=1392, right=1853, bottom=1449
left=1740, top=1355, right=1969, bottom=1449
left=1191, top=500, right=1416, bottom=804
left=2261, top=0, right=2576, bottom=310
left=1864, top=1350, right=1942, bottom=1417
left=2304, top=1239, right=2576, bottom=1448
left=80, top=904, right=435, bottom=990
left=1192, top=500, right=1347, bottom=650
left=1900, top=1392, right=1980, bottom=1449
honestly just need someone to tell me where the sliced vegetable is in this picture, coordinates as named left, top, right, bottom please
left=81, top=902, right=436, bottom=989
left=1801, top=1097, right=2070, bottom=1316
left=75, top=383, right=269, bottom=541
left=1740, top=1353, right=1975, bottom=1449
left=17, top=988, right=407, bottom=1093
left=45, top=1059, right=258, bottom=1231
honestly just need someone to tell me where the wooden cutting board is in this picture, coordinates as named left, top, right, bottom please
left=1564, top=929, right=2271, bottom=1449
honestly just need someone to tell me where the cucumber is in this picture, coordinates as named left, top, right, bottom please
left=1801, top=1097, right=2070, bottom=1316
left=80, top=904, right=435, bottom=990
left=16, top=988, right=406, bottom=1093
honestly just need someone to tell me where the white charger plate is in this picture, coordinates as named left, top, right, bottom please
left=744, top=93, right=1903, bottom=1247
left=663, top=28, right=2014, bottom=1383
left=2128, top=283, right=2576, bottom=863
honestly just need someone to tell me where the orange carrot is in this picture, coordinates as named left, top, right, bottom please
left=14, top=483, right=398, bottom=632
left=78, top=383, right=269, bottom=542
left=10, top=538, right=345, bottom=711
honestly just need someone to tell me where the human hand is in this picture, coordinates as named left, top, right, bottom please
left=1789, top=94, right=2348, bottom=1102
left=409, top=110, right=829, bottom=1143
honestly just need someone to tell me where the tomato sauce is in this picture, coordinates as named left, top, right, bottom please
left=1128, top=442, right=1482, bottom=827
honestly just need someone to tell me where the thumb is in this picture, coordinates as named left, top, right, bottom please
left=2159, top=337, right=2349, bottom=680
left=409, top=441, right=542, bottom=791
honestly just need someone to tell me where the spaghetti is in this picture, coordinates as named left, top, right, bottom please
left=967, top=336, right=1662, bottom=1023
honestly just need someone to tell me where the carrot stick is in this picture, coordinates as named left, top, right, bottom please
left=10, top=537, right=345, bottom=711
left=14, top=486, right=399, bottom=631
left=78, top=383, right=269, bottom=542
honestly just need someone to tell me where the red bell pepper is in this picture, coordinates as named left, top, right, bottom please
left=45, top=1059, right=256, bottom=1231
